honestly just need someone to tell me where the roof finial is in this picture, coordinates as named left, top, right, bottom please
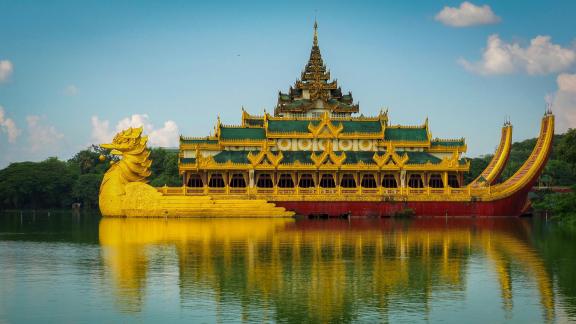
left=313, top=19, right=318, bottom=47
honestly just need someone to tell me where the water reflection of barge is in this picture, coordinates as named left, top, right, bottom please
left=99, top=218, right=554, bottom=322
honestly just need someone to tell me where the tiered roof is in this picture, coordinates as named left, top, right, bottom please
left=178, top=21, right=469, bottom=172
left=180, top=111, right=467, bottom=154
left=275, top=22, right=359, bottom=116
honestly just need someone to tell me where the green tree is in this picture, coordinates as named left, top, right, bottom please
left=533, top=186, right=576, bottom=228
left=72, top=173, right=103, bottom=208
left=541, top=160, right=576, bottom=186
left=464, top=155, right=492, bottom=183
left=0, top=158, right=77, bottom=209
left=558, top=128, right=576, bottom=165
left=149, top=148, right=180, bottom=187
left=68, top=145, right=113, bottom=175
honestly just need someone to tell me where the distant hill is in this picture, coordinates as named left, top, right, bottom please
left=465, top=132, right=576, bottom=186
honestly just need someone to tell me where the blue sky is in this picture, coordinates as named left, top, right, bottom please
left=0, top=0, right=575, bottom=167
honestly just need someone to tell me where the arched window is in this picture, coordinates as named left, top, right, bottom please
left=408, top=174, right=424, bottom=188
left=208, top=173, right=225, bottom=188
left=361, top=174, right=377, bottom=188
left=256, top=174, right=274, bottom=188
left=278, top=174, right=295, bottom=188
left=448, top=174, right=460, bottom=188
left=319, top=174, right=336, bottom=188
left=381, top=174, right=398, bottom=188
left=428, top=174, right=444, bottom=188
left=187, top=174, right=203, bottom=187
left=229, top=173, right=246, bottom=188
left=340, top=174, right=356, bottom=188
left=299, top=174, right=315, bottom=188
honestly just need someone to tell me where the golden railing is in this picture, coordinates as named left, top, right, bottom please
left=157, top=185, right=483, bottom=201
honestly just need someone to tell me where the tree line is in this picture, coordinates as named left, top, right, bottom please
left=0, top=129, right=575, bottom=211
left=0, top=146, right=179, bottom=210
left=464, top=129, right=576, bottom=185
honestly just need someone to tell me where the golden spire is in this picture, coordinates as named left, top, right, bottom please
left=313, top=20, right=318, bottom=47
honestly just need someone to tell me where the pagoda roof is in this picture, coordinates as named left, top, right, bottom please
left=403, top=152, right=441, bottom=164
left=384, top=127, right=428, bottom=142
left=267, top=119, right=383, bottom=134
left=213, top=151, right=251, bottom=164
left=275, top=21, right=359, bottom=115
left=220, top=127, right=266, bottom=140
left=245, top=118, right=264, bottom=127
left=340, top=120, right=382, bottom=133
left=430, top=139, right=466, bottom=147
left=181, top=111, right=465, bottom=153
left=180, top=137, right=219, bottom=145
left=268, top=120, right=312, bottom=133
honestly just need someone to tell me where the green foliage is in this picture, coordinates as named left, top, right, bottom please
left=0, top=146, right=180, bottom=210
left=467, top=132, right=576, bottom=187
left=72, top=173, right=103, bottom=209
left=464, top=155, right=491, bottom=183
left=148, top=148, right=180, bottom=187
left=0, top=158, right=77, bottom=208
left=558, top=129, right=576, bottom=165
left=542, top=160, right=576, bottom=186
left=533, top=187, right=576, bottom=230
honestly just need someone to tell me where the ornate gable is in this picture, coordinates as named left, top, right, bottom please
left=310, top=141, right=346, bottom=167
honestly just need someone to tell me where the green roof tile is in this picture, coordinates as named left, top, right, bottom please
left=267, top=120, right=381, bottom=134
left=267, top=120, right=318, bottom=133
left=341, top=151, right=376, bottom=164
left=403, top=152, right=441, bottom=164
left=213, top=151, right=251, bottom=163
left=280, top=151, right=314, bottom=164
left=180, top=157, right=196, bottom=164
left=220, top=127, right=266, bottom=140
left=284, top=99, right=312, bottom=109
left=385, top=128, right=428, bottom=142
left=431, top=140, right=465, bottom=147
left=181, top=138, right=219, bottom=145
left=340, top=121, right=382, bottom=133
left=245, top=119, right=264, bottom=127
left=327, top=98, right=356, bottom=110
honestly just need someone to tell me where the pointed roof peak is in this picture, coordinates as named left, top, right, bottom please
left=313, top=20, right=318, bottom=47
left=274, top=21, right=359, bottom=116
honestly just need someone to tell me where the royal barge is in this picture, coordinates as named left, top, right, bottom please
left=98, top=23, right=554, bottom=218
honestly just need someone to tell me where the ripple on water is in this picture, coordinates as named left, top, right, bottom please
left=1, top=214, right=576, bottom=323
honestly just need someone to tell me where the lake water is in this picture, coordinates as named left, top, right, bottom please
left=1, top=212, right=576, bottom=323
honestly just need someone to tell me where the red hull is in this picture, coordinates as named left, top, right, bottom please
left=274, top=187, right=533, bottom=217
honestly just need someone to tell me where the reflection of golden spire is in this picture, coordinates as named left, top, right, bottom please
left=313, top=20, right=318, bottom=47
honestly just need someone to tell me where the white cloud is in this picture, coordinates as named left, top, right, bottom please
left=460, top=34, right=576, bottom=75
left=435, top=2, right=500, bottom=27
left=0, top=60, right=13, bottom=83
left=149, top=120, right=179, bottom=147
left=26, top=115, right=65, bottom=152
left=0, top=106, right=21, bottom=143
left=551, top=73, right=576, bottom=132
left=90, top=116, right=111, bottom=144
left=557, top=73, right=576, bottom=93
left=91, top=114, right=179, bottom=147
left=63, top=84, right=78, bottom=96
